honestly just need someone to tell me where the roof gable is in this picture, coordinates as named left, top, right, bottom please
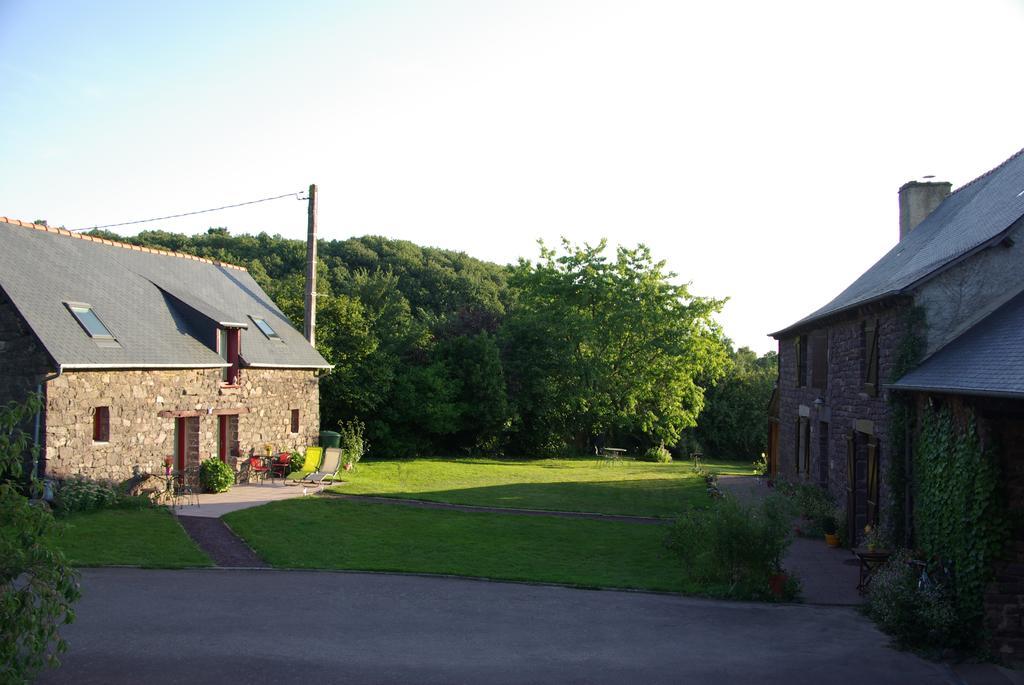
left=889, top=289, right=1024, bottom=399
left=773, top=147, right=1024, bottom=337
left=0, top=220, right=330, bottom=370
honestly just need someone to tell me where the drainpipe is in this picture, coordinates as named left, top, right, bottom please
left=33, top=364, right=62, bottom=482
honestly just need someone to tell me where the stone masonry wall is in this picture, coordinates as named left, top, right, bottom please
left=44, top=367, right=321, bottom=481
left=777, top=303, right=909, bottom=539
left=0, top=287, right=53, bottom=406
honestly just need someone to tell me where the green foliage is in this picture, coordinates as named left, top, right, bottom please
left=665, top=494, right=793, bottom=599
left=866, top=549, right=959, bottom=651
left=51, top=509, right=211, bottom=569
left=53, top=478, right=117, bottom=515
left=326, top=456, right=752, bottom=518
left=692, top=346, right=777, bottom=460
left=504, top=239, right=728, bottom=452
left=286, top=451, right=305, bottom=475
left=0, top=395, right=80, bottom=683
left=752, top=452, right=768, bottom=477
left=199, top=458, right=234, bottom=494
left=913, top=405, right=1006, bottom=647
left=642, top=444, right=673, bottom=463
left=337, top=419, right=367, bottom=470
left=88, top=229, right=730, bottom=458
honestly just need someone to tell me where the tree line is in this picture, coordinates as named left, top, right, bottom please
left=91, top=227, right=775, bottom=459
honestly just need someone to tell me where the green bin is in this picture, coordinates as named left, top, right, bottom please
left=319, top=430, right=341, bottom=449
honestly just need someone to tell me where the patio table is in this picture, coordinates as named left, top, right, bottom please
left=854, top=549, right=891, bottom=593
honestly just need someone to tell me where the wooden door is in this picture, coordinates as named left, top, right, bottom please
left=845, top=431, right=856, bottom=543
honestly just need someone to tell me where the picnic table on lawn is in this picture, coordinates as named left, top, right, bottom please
left=597, top=447, right=629, bottom=464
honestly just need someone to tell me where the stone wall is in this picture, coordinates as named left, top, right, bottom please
left=0, top=287, right=53, bottom=406
left=44, top=367, right=321, bottom=481
left=917, top=222, right=1024, bottom=357
left=776, top=304, right=909, bottom=540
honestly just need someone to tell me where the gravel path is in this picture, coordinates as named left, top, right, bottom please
left=175, top=515, right=268, bottom=568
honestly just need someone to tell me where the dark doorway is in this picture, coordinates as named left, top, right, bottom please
left=175, top=416, right=200, bottom=472
left=845, top=428, right=879, bottom=544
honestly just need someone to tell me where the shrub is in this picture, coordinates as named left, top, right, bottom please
left=752, top=452, right=768, bottom=477
left=53, top=478, right=117, bottom=515
left=643, top=444, right=672, bottom=463
left=199, top=458, right=234, bottom=493
left=286, top=450, right=304, bottom=475
left=1, top=394, right=79, bottom=682
left=338, top=419, right=367, bottom=470
left=666, top=494, right=793, bottom=599
left=865, top=549, right=959, bottom=651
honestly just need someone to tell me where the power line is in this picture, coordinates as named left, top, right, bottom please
left=74, top=191, right=308, bottom=232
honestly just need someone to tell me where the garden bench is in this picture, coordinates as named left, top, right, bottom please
left=597, top=447, right=628, bottom=465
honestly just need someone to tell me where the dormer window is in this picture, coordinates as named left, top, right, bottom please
left=251, top=316, right=280, bottom=340
left=219, top=327, right=241, bottom=385
left=66, top=303, right=114, bottom=339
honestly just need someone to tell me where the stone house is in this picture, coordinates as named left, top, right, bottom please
left=0, top=217, right=331, bottom=482
left=769, top=147, right=1024, bottom=544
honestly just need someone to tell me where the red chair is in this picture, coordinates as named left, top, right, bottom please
left=270, top=452, right=291, bottom=480
left=247, top=456, right=270, bottom=485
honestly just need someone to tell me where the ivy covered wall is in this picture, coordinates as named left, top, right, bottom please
left=913, top=402, right=1007, bottom=647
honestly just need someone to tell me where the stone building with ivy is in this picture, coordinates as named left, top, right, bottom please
left=0, top=217, right=331, bottom=482
left=770, top=147, right=1024, bottom=654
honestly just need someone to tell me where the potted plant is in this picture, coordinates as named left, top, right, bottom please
left=822, top=515, right=839, bottom=547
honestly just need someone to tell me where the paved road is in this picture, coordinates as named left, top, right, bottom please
left=38, top=568, right=954, bottom=685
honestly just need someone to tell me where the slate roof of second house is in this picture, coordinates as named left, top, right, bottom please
left=0, top=219, right=331, bottom=370
left=773, top=147, right=1024, bottom=337
left=887, top=289, right=1024, bottom=399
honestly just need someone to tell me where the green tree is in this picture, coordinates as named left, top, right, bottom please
left=1, top=395, right=80, bottom=683
left=692, top=346, right=777, bottom=459
left=505, top=240, right=728, bottom=452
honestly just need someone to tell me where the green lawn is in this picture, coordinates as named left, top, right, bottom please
left=226, top=497, right=707, bottom=593
left=325, top=456, right=751, bottom=518
left=51, top=508, right=211, bottom=568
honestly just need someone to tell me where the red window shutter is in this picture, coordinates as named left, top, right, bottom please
left=802, top=419, right=811, bottom=475
left=228, top=329, right=241, bottom=385
left=794, top=418, right=802, bottom=473
left=811, top=332, right=828, bottom=390
left=845, top=432, right=855, bottom=539
left=867, top=437, right=880, bottom=526
left=864, top=320, right=879, bottom=396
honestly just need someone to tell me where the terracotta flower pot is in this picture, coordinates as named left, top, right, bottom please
left=825, top=533, right=840, bottom=547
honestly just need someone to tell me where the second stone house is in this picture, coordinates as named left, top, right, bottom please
left=769, top=147, right=1024, bottom=544
left=0, top=217, right=332, bottom=482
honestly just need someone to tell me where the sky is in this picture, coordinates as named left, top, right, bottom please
left=2, top=0, right=1023, bottom=354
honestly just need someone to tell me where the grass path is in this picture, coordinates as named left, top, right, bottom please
left=326, top=456, right=751, bottom=518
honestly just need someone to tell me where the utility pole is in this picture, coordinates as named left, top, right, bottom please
left=303, top=183, right=318, bottom=346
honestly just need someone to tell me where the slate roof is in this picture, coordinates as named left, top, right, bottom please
left=888, top=289, right=1024, bottom=399
left=772, top=147, right=1024, bottom=337
left=0, top=219, right=331, bottom=370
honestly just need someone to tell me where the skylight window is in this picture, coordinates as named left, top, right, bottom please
left=66, top=303, right=114, bottom=339
left=251, top=317, right=280, bottom=340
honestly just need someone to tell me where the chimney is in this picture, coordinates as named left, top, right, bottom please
left=303, top=183, right=318, bottom=346
left=898, top=178, right=951, bottom=241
